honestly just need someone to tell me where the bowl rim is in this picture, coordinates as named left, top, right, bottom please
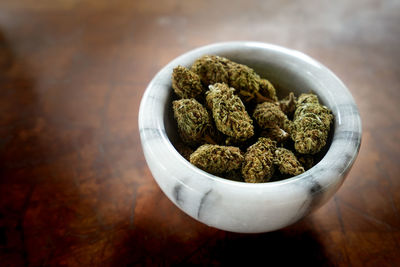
left=139, top=41, right=362, bottom=190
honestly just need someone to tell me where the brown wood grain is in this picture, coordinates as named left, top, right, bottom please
left=0, top=0, right=399, bottom=266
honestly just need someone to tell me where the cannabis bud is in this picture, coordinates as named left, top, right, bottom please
left=206, top=83, right=254, bottom=141
left=228, top=63, right=277, bottom=103
left=279, top=92, right=297, bottom=116
left=297, top=93, right=318, bottom=105
left=253, top=102, right=290, bottom=129
left=189, top=144, right=243, bottom=174
left=172, top=65, right=204, bottom=99
left=253, top=101, right=294, bottom=142
left=292, top=93, right=333, bottom=154
left=274, top=147, right=305, bottom=176
left=190, top=55, right=230, bottom=86
left=172, top=98, right=214, bottom=145
left=170, top=55, right=335, bottom=183
left=242, top=137, right=276, bottom=183
left=259, top=79, right=278, bottom=103
left=260, top=126, right=290, bottom=143
left=191, top=55, right=277, bottom=103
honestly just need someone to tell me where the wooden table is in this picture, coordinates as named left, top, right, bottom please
left=0, top=1, right=399, bottom=266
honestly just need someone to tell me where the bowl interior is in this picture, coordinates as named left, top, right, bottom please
left=164, top=51, right=334, bottom=179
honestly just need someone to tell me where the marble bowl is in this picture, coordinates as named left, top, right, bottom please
left=139, top=42, right=362, bottom=233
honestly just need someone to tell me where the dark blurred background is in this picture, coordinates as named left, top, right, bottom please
left=0, top=0, right=399, bottom=266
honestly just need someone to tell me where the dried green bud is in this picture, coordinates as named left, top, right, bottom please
left=242, top=137, right=276, bottom=183
left=259, top=79, right=278, bottom=102
left=253, top=102, right=287, bottom=129
left=228, top=63, right=262, bottom=102
left=292, top=94, right=333, bottom=154
left=190, top=144, right=243, bottom=174
left=172, top=99, right=213, bottom=144
left=206, top=83, right=254, bottom=141
left=172, top=66, right=204, bottom=99
left=294, top=101, right=333, bottom=128
left=190, top=55, right=230, bottom=86
left=191, top=55, right=277, bottom=103
left=279, top=92, right=297, bottom=116
left=274, top=147, right=305, bottom=176
left=297, top=93, right=318, bottom=105
left=260, top=126, right=290, bottom=143
left=253, top=102, right=293, bottom=135
left=292, top=114, right=328, bottom=154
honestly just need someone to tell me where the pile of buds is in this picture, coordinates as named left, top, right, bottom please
left=171, top=55, right=333, bottom=183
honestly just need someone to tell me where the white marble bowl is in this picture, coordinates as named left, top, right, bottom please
left=139, top=42, right=362, bottom=233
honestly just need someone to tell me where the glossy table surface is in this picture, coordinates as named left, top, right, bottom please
left=0, top=0, right=399, bottom=266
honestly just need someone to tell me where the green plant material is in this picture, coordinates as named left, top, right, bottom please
left=242, top=137, right=276, bottom=183
left=171, top=57, right=334, bottom=182
left=294, top=101, right=333, bottom=128
left=259, top=79, right=278, bottom=103
left=260, top=126, right=290, bottom=143
left=297, top=93, right=318, bottom=105
left=189, top=144, right=243, bottom=174
left=279, top=92, right=297, bottom=116
left=191, top=55, right=230, bottom=86
left=274, top=147, right=305, bottom=176
left=206, top=83, right=254, bottom=141
left=172, top=66, right=204, bottom=99
left=253, top=101, right=294, bottom=135
left=228, top=63, right=277, bottom=103
left=172, top=98, right=215, bottom=145
left=253, top=102, right=287, bottom=128
left=292, top=93, right=333, bottom=154
left=191, top=55, right=277, bottom=103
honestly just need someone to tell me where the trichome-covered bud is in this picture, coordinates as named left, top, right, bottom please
left=206, top=83, right=254, bottom=141
left=279, top=92, right=297, bottom=116
left=259, top=79, right=278, bottom=102
left=172, top=98, right=215, bottom=145
left=242, top=137, right=276, bottom=183
left=274, top=147, right=305, bottom=176
left=190, top=55, right=230, bottom=86
left=294, top=94, right=333, bottom=128
left=189, top=144, right=243, bottom=174
left=297, top=93, right=319, bottom=105
left=191, top=55, right=277, bottom=103
left=228, top=64, right=277, bottom=103
left=172, top=66, right=204, bottom=99
left=292, top=93, right=333, bottom=154
left=253, top=102, right=293, bottom=134
left=260, top=126, right=290, bottom=143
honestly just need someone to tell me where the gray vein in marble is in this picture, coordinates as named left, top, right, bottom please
left=197, top=189, right=212, bottom=220
left=335, top=153, right=354, bottom=174
left=290, top=175, right=325, bottom=223
left=173, top=183, right=184, bottom=207
left=302, top=175, right=324, bottom=204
